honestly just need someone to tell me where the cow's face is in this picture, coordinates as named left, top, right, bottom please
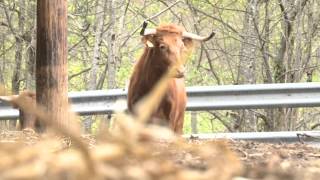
left=141, top=23, right=215, bottom=78
left=143, top=25, right=193, bottom=78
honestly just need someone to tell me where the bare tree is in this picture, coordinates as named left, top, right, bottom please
left=236, top=0, right=260, bottom=131
left=88, top=0, right=107, bottom=90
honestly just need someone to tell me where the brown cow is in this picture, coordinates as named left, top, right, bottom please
left=0, top=91, right=37, bottom=129
left=127, top=22, right=214, bottom=134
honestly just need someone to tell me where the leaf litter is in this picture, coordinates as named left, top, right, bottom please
left=0, top=70, right=320, bottom=180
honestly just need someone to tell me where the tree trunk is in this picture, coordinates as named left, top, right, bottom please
left=96, top=0, right=117, bottom=90
left=0, top=34, right=5, bottom=129
left=10, top=37, right=22, bottom=129
left=10, top=0, right=26, bottom=130
left=263, top=1, right=275, bottom=131
left=237, top=0, right=259, bottom=131
left=88, top=0, right=107, bottom=90
left=25, top=27, right=36, bottom=90
left=96, top=0, right=118, bottom=89
left=0, top=34, right=5, bottom=86
left=84, top=0, right=107, bottom=133
left=36, top=0, right=68, bottom=131
left=25, top=2, right=37, bottom=91
left=273, top=0, right=309, bottom=131
left=301, top=2, right=314, bottom=82
left=106, top=0, right=117, bottom=89
left=11, top=38, right=23, bottom=94
left=261, top=1, right=273, bottom=84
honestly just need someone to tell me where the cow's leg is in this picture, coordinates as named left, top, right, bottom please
left=169, top=109, right=184, bottom=134
left=147, top=98, right=170, bottom=126
left=175, top=111, right=185, bottom=134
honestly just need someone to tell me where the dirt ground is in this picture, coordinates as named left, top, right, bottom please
left=0, top=129, right=319, bottom=180
left=217, top=140, right=320, bottom=179
left=162, top=138, right=320, bottom=180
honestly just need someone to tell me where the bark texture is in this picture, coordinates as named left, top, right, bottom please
left=36, top=0, right=68, bottom=131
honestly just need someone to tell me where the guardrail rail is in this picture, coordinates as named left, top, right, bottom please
left=1, top=82, right=320, bottom=120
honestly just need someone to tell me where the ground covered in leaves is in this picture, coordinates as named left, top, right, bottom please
left=0, top=128, right=319, bottom=180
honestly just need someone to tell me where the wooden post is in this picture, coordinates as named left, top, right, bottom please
left=36, top=0, right=68, bottom=131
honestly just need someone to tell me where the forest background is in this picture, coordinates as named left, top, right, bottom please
left=0, top=0, right=320, bottom=134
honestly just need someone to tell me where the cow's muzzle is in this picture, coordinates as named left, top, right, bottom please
left=174, top=66, right=185, bottom=78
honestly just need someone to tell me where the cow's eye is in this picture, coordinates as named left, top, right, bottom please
left=182, top=37, right=192, bottom=45
left=159, top=44, right=167, bottom=51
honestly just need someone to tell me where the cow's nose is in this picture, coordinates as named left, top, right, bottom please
left=175, top=66, right=185, bottom=78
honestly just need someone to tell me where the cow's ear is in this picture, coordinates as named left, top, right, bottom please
left=142, top=35, right=155, bottom=48
left=146, top=40, right=154, bottom=48
left=182, top=37, right=194, bottom=50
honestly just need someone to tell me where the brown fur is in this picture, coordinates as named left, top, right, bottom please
left=8, top=91, right=37, bottom=129
left=127, top=24, right=193, bottom=134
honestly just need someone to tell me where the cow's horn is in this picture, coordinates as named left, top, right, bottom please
left=140, top=21, right=156, bottom=36
left=143, top=29, right=157, bottom=36
left=182, top=31, right=215, bottom=41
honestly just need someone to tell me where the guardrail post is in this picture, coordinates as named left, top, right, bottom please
left=191, top=111, right=198, bottom=134
left=83, top=117, right=92, bottom=133
left=106, top=113, right=112, bottom=128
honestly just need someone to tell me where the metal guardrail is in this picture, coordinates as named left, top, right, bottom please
left=185, top=131, right=320, bottom=147
left=184, top=131, right=320, bottom=144
left=1, top=82, right=320, bottom=120
left=187, top=82, right=320, bottom=110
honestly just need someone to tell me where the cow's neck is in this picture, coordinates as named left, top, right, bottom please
left=140, top=48, right=168, bottom=89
